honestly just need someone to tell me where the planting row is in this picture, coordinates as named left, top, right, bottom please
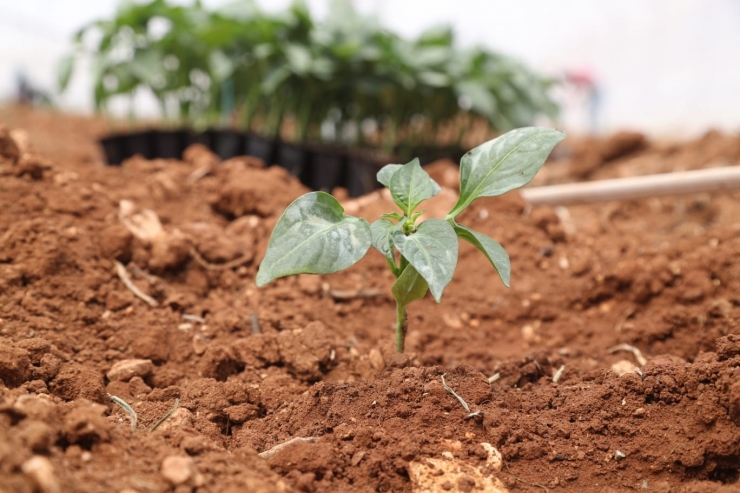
left=101, top=128, right=467, bottom=196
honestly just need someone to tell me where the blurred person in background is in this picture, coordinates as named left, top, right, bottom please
left=563, top=68, right=601, bottom=135
left=15, top=70, right=50, bottom=107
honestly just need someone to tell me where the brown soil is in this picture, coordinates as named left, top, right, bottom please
left=2, top=105, right=740, bottom=493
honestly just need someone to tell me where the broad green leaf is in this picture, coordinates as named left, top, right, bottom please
left=216, top=0, right=259, bottom=21
left=452, top=222, right=510, bottom=287
left=209, top=50, right=234, bottom=83
left=130, top=49, right=164, bottom=85
left=448, top=127, right=565, bottom=218
left=370, top=219, right=395, bottom=263
left=391, top=219, right=457, bottom=302
left=285, top=43, right=312, bottom=74
left=391, top=264, right=428, bottom=307
left=418, top=70, right=449, bottom=87
left=455, top=80, right=497, bottom=118
left=261, top=66, right=290, bottom=94
left=389, top=158, right=440, bottom=216
left=57, top=54, right=75, bottom=92
left=377, top=164, right=402, bottom=188
left=256, top=192, right=371, bottom=286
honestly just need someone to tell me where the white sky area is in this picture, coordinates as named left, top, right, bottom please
left=1, top=0, right=739, bottom=137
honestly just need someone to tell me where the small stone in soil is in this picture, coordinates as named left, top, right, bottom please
left=22, top=456, right=59, bottom=493
left=368, top=349, right=385, bottom=370
left=161, top=456, right=194, bottom=485
left=385, top=353, right=410, bottom=369
left=106, top=359, right=154, bottom=382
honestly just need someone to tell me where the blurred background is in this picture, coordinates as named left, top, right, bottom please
left=2, top=0, right=739, bottom=138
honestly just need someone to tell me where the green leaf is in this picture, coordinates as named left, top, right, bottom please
left=209, top=50, right=234, bottom=83
left=418, top=70, right=449, bottom=87
left=391, top=219, right=457, bottom=302
left=389, top=158, right=440, bottom=216
left=256, top=192, right=371, bottom=286
left=380, top=212, right=403, bottom=221
left=285, top=43, right=312, bottom=74
left=261, top=66, right=290, bottom=94
left=455, top=80, right=497, bottom=118
left=130, top=49, right=164, bottom=85
left=377, top=164, right=402, bottom=188
left=448, top=127, right=565, bottom=218
left=391, top=264, right=428, bottom=307
left=452, top=222, right=510, bottom=287
left=57, top=54, right=75, bottom=92
left=370, top=219, right=395, bottom=263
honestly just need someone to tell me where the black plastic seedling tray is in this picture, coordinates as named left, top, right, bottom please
left=99, top=129, right=465, bottom=197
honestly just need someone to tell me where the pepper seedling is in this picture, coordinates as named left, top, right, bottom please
left=256, top=127, right=565, bottom=352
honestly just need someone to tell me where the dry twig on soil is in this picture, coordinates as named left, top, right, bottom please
left=258, top=437, right=319, bottom=460
left=614, top=307, right=635, bottom=332
left=552, top=365, right=566, bottom=383
left=607, top=343, right=648, bottom=366
left=502, top=459, right=550, bottom=493
left=249, top=311, right=262, bottom=334
left=189, top=247, right=252, bottom=271
left=182, top=313, right=205, bottom=324
left=114, top=261, right=159, bottom=307
left=186, top=165, right=212, bottom=184
left=440, top=374, right=482, bottom=419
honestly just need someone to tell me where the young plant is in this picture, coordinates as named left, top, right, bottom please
left=256, top=127, right=565, bottom=352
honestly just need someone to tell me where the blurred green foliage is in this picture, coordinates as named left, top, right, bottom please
left=60, top=0, right=559, bottom=151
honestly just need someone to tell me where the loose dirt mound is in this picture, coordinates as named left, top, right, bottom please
left=1, top=107, right=740, bottom=492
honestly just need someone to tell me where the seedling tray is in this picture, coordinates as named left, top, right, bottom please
left=99, top=128, right=466, bottom=197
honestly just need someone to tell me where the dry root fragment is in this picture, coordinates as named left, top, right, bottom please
left=118, top=200, right=163, bottom=241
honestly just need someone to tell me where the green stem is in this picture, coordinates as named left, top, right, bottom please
left=395, top=301, right=407, bottom=353
left=399, top=255, right=409, bottom=274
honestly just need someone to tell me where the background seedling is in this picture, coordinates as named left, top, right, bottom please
left=109, top=394, right=138, bottom=432
left=257, top=127, right=565, bottom=352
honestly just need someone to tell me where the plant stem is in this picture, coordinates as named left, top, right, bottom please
left=395, top=301, right=407, bottom=353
